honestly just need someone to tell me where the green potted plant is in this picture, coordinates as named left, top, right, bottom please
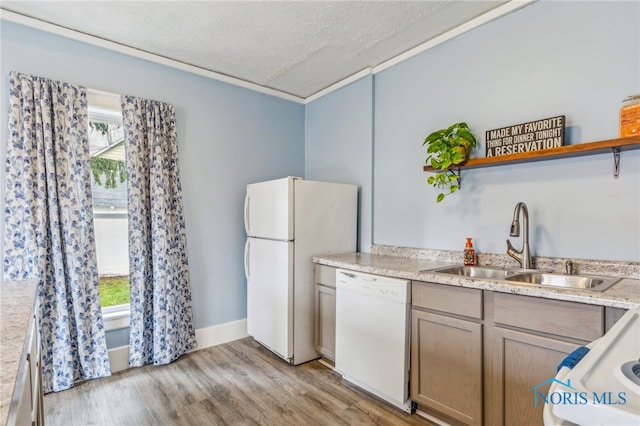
left=423, top=122, right=478, bottom=203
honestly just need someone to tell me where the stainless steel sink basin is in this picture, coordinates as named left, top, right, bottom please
left=506, top=272, right=620, bottom=292
left=425, top=265, right=621, bottom=292
left=426, top=265, right=524, bottom=280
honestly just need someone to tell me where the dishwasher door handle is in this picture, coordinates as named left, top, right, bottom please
left=338, top=271, right=356, bottom=279
left=338, top=271, right=378, bottom=283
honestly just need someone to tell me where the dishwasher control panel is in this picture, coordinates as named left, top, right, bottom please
left=336, top=269, right=410, bottom=304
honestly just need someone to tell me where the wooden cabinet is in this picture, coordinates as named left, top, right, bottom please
left=411, top=284, right=613, bottom=426
left=411, top=281, right=483, bottom=425
left=315, top=265, right=337, bottom=361
left=484, top=292, right=605, bottom=426
left=31, top=309, right=44, bottom=426
left=605, top=306, right=627, bottom=332
left=485, top=326, right=580, bottom=426
left=25, top=308, right=43, bottom=426
left=317, top=266, right=626, bottom=425
left=491, top=292, right=603, bottom=341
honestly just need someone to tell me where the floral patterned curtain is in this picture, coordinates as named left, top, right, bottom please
left=4, top=72, right=111, bottom=392
left=121, top=95, right=197, bottom=367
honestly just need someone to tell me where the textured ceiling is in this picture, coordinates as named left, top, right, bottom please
left=1, top=1, right=507, bottom=98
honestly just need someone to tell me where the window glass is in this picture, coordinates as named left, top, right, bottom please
left=88, top=106, right=130, bottom=310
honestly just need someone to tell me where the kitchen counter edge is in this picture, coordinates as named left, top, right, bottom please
left=313, top=253, right=640, bottom=310
left=1, top=280, right=38, bottom=426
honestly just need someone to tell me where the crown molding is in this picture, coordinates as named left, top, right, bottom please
left=303, top=68, right=373, bottom=104
left=0, top=9, right=306, bottom=104
left=372, top=0, right=536, bottom=75
left=1, top=1, right=536, bottom=104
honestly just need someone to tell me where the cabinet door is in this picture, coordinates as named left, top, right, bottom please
left=32, top=312, right=44, bottom=426
left=411, top=310, right=483, bottom=425
left=605, top=307, right=627, bottom=332
left=13, top=353, right=33, bottom=426
left=485, top=327, right=579, bottom=426
left=315, top=284, right=336, bottom=361
left=29, top=318, right=39, bottom=425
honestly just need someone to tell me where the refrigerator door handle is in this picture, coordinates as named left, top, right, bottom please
left=244, top=238, right=250, bottom=279
left=244, top=192, right=250, bottom=234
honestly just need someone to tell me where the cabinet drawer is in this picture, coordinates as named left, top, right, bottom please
left=493, top=293, right=603, bottom=341
left=412, top=281, right=483, bottom=320
left=315, top=264, right=337, bottom=288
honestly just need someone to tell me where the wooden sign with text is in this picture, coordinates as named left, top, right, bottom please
left=485, top=115, right=565, bottom=157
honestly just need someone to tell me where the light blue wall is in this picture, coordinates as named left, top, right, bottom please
left=0, top=21, right=305, bottom=346
left=305, top=77, right=373, bottom=252
left=2, top=0, right=639, bottom=352
left=307, top=0, right=640, bottom=262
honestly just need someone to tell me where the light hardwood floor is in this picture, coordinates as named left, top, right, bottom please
left=45, top=337, right=435, bottom=426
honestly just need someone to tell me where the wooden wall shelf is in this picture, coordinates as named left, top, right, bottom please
left=423, top=136, right=640, bottom=176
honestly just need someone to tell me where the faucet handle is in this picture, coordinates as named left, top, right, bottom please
left=565, top=260, right=575, bottom=274
left=506, top=239, right=522, bottom=266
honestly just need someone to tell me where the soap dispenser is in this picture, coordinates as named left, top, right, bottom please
left=464, top=238, right=476, bottom=266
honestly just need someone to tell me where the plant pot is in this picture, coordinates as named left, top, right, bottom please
left=459, top=140, right=471, bottom=154
left=454, top=146, right=468, bottom=163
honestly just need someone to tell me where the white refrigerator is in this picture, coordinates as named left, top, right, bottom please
left=244, top=176, right=357, bottom=365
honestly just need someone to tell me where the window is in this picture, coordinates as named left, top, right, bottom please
left=88, top=91, right=130, bottom=329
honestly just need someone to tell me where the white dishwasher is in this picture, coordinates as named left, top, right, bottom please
left=335, top=269, right=412, bottom=413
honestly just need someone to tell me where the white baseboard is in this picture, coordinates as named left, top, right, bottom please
left=195, top=318, right=249, bottom=349
left=107, top=345, right=130, bottom=373
left=107, top=318, right=249, bottom=373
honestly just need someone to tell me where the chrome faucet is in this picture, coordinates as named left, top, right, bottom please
left=506, top=202, right=533, bottom=269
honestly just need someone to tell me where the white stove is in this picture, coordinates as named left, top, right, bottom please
left=544, top=309, right=640, bottom=425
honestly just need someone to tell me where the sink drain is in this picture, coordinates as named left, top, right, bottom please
left=621, top=360, right=640, bottom=387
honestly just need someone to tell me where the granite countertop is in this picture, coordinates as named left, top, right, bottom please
left=313, top=252, right=640, bottom=310
left=1, top=280, right=38, bottom=425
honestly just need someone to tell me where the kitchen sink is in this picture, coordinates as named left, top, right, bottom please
left=426, top=265, right=526, bottom=280
left=426, top=265, right=621, bottom=292
left=506, top=272, right=620, bottom=292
